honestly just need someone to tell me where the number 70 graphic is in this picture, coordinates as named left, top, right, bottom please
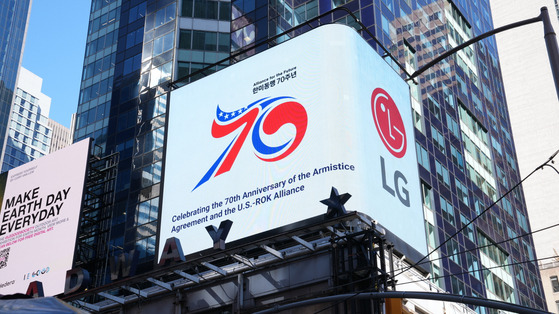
left=192, top=96, right=308, bottom=191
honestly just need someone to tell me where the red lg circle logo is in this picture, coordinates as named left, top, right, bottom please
left=371, top=88, right=407, bottom=158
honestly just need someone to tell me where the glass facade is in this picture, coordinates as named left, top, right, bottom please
left=74, top=0, right=120, bottom=153
left=2, top=69, right=52, bottom=173
left=73, top=0, right=546, bottom=310
left=177, top=0, right=231, bottom=85
left=74, top=0, right=231, bottom=283
left=228, top=0, right=545, bottom=310
left=0, top=0, right=32, bottom=166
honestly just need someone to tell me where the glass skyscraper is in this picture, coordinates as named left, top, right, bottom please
left=73, top=0, right=232, bottom=284
left=2, top=67, right=52, bottom=172
left=0, top=0, right=32, bottom=167
left=73, top=0, right=546, bottom=310
left=231, top=0, right=544, bottom=310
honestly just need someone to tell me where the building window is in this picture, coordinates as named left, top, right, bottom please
left=450, top=145, right=464, bottom=172
left=466, top=251, right=481, bottom=280
left=381, top=14, right=391, bottom=37
left=496, top=165, right=507, bottom=188
left=460, top=214, right=475, bottom=242
left=427, top=95, right=441, bottom=120
left=446, top=239, right=460, bottom=266
left=416, top=142, right=430, bottom=171
left=549, top=276, right=559, bottom=292
left=478, top=232, right=508, bottom=265
left=431, top=262, right=443, bottom=288
left=487, top=110, right=498, bottom=132
left=179, top=30, right=229, bottom=53
left=506, top=152, right=517, bottom=171
left=435, top=160, right=450, bottom=187
left=89, top=8, right=117, bottom=35
left=155, top=2, right=176, bottom=28
left=501, top=197, right=513, bottom=216
left=478, top=232, right=515, bottom=302
left=381, top=0, right=393, bottom=11
left=193, top=30, right=217, bottom=50
left=508, top=227, right=520, bottom=252
left=129, top=2, right=146, bottom=23
left=411, top=97, right=423, bottom=132
left=85, top=30, right=117, bottom=57
left=426, top=222, right=436, bottom=249
left=490, top=213, right=504, bottom=237
left=530, top=273, right=542, bottom=296
left=514, top=264, right=526, bottom=284
left=451, top=276, right=465, bottom=295
left=136, top=197, right=159, bottom=225
left=455, top=179, right=469, bottom=205
left=446, top=113, right=460, bottom=138
left=92, top=0, right=118, bottom=14
left=153, top=31, right=175, bottom=56
left=123, top=54, right=142, bottom=75
left=516, top=209, right=529, bottom=232
left=294, top=0, right=318, bottom=24
left=443, top=85, right=455, bottom=108
left=332, top=0, right=353, bottom=8
left=219, top=2, right=231, bottom=20
left=194, top=0, right=218, bottom=19
left=491, top=135, right=502, bottom=156
left=404, top=40, right=416, bottom=71
left=179, top=29, right=192, bottom=49
left=182, top=0, right=230, bottom=21
left=440, top=196, right=455, bottom=226
left=431, top=125, right=445, bottom=153
left=459, top=103, right=496, bottom=200
left=150, top=62, right=172, bottom=87
left=421, top=182, right=432, bottom=209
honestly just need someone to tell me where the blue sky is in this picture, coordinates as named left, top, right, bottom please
left=22, top=1, right=91, bottom=128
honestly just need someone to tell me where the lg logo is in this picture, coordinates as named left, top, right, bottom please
left=371, top=88, right=407, bottom=158
left=371, top=88, right=410, bottom=207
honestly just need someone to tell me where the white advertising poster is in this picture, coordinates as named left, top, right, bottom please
left=0, top=138, right=90, bottom=296
left=161, top=24, right=427, bottom=258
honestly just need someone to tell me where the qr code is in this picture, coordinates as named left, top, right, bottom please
left=0, top=247, right=9, bottom=269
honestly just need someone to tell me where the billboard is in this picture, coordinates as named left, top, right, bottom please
left=161, top=24, right=427, bottom=258
left=0, top=138, right=90, bottom=296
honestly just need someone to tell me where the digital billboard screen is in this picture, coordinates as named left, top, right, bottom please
left=0, top=138, right=90, bottom=296
left=161, top=24, right=427, bottom=258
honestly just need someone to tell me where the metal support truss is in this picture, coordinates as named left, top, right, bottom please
left=73, top=149, right=119, bottom=289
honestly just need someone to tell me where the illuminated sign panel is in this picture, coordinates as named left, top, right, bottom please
left=161, top=24, right=427, bottom=257
left=0, top=139, right=90, bottom=296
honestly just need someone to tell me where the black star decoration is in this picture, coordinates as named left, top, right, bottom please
left=321, top=187, right=351, bottom=219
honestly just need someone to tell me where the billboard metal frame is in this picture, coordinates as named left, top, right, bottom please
left=72, top=148, right=119, bottom=288
left=62, top=211, right=394, bottom=312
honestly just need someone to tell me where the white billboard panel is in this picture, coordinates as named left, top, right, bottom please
left=0, top=138, right=90, bottom=296
left=161, top=24, right=427, bottom=257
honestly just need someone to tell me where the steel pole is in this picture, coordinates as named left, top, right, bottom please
left=541, top=7, right=559, bottom=101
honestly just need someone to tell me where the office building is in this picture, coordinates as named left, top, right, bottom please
left=1, top=67, right=52, bottom=172
left=0, top=0, right=32, bottom=167
left=72, top=0, right=231, bottom=285
left=48, top=118, right=72, bottom=152
left=234, top=1, right=543, bottom=309
left=490, top=0, right=559, bottom=311
left=70, top=0, right=546, bottom=311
